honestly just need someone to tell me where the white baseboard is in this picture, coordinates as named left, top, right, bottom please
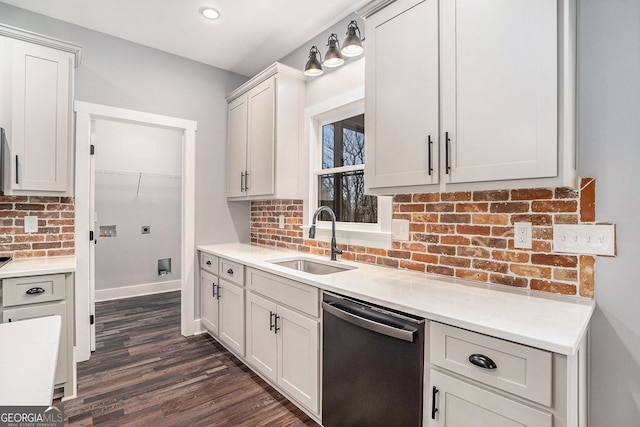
left=95, top=280, right=181, bottom=302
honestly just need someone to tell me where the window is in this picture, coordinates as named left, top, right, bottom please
left=307, top=94, right=392, bottom=249
left=315, top=113, right=378, bottom=223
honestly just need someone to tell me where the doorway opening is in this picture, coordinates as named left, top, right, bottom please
left=75, top=102, right=197, bottom=361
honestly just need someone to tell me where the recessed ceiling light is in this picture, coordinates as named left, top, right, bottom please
left=202, top=8, right=220, bottom=20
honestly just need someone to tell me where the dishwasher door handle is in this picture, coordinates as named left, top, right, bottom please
left=322, top=301, right=416, bottom=342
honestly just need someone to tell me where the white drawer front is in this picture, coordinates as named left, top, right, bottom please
left=2, top=274, right=66, bottom=307
left=200, top=252, right=219, bottom=275
left=219, top=258, right=244, bottom=285
left=430, top=322, right=552, bottom=406
left=247, top=268, right=319, bottom=317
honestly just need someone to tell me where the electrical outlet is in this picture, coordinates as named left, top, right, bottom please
left=24, top=216, right=38, bottom=233
left=514, top=222, right=532, bottom=249
left=279, top=215, right=285, bottom=229
left=392, top=219, right=410, bottom=241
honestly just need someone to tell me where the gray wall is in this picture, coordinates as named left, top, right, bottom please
left=578, top=0, right=640, bottom=425
left=94, top=120, right=182, bottom=292
left=0, top=2, right=251, bottom=247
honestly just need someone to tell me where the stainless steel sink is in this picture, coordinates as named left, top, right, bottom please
left=269, top=258, right=356, bottom=275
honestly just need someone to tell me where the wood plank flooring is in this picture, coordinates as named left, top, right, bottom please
left=62, top=291, right=320, bottom=427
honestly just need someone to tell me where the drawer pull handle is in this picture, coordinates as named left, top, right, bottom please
left=226, top=268, right=233, bottom=275
left=206, top=260, right=212, bottom=266
left=26, top=287, right=46, bottom=295
left=469, top=354, right=497, bottom=370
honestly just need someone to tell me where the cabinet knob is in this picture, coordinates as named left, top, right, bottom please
left=468, top=353, right=497, bottom=370
left=26, top=287, right=46, bottom=295
left=227, top=268, right=234, bottom=275
left=206, top=260, right=212, bottom=265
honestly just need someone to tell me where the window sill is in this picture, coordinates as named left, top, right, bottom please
left=302, top=224, right=392, bottom=250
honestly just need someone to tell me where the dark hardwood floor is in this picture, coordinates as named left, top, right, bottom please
left=62, top=291, right=320, bottom=427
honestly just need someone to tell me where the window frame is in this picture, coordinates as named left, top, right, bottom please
left=305, top=95, right=392, bottom=249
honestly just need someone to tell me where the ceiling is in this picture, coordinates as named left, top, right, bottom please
left=0, top=0, right=371, bottom=77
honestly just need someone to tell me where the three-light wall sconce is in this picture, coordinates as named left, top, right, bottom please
left=304, top=20, right=364, bottom=77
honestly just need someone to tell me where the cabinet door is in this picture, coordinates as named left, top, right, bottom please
left=365, top=0, right=439, bottom=189
left=226, top=94, right=248, bottom=198
left=218, top=279, right=245, bottom=356
left=429, top=370, right=552, bottom=427
left=200, top=271, right=219, bottom=336
left=3, top=302, right=68, bottom=386
left=246, top=78, right=275, bottom=197
left=277, top=304, right=319, bottom=414
left=245, top=292, right=277, bottom=382
left=441, top=0, right=557, bottom=183
left=9, top=39, right=71, bottom=192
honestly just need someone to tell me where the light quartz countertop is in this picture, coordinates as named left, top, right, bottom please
left=199, top=243, right=594, bottom=355
left=0, top=315, right=61, bottom=405
left=0, top=255, right=76, bottom=279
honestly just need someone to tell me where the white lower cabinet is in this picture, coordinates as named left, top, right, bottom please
left=429, top=370, right=552, bottom=427
left=200, top=269, right=245, bottom=356
left=1, top=273, right=74, bottom=398
left=218, top=279, right=245, bottom=354
left=246, top=282, right=319, bottom=415
left=200, top=271, right=219, bottom=334
left=428, top=322, right=565, bottom=427
left=2, top=302, right=69, bottom=387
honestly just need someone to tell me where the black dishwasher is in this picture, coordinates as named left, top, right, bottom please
left=322, top=292, right=425, bottom=427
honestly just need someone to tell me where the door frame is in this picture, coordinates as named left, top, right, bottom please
left=74, top=101, right=197, bottom=362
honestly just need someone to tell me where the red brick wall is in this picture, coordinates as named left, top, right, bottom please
left=0, top=196, right=75, bottom=258
left=250, top=179, right=597, bottom=298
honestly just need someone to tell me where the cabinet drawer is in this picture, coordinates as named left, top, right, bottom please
left=247, top=268, right=319, bottom=317
left=2, top=274, right=66, bottom=307
left=219, top=258, right=244, bottom=285
left=430, top=322, right=552, bottom=406
left=200, top=252, right=219, bottom=274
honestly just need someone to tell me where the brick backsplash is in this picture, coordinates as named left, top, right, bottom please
left=0, top=196, right=75, bottom=258
left=250, top=178, right=597, bottom=298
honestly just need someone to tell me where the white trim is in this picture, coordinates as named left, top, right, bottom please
left=0, top=23, right=83, bottom=67
left=305, top=90, right=393, bottom=249
left=74, top=101, right=197, bottom=363
left=95, top=280, right=181, bottom=302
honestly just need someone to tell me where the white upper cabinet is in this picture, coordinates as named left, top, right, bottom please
left=0, top=27, right=81, bottom=195
left=362, top=0, right=576, bottom=194
left=246, top=79, right=276, bottom=197
left=441, top=0, right=557, bottom=184
left=226, top=95, right=249, bottom=198
left=225, top=63, right=306, bottom=200
left=365, top=0, right=440, bottom=189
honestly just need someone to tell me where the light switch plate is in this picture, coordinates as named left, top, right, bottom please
left=553, top=224, right=616, bottom=256
left=279, top=214, right=285, bottom=229
left=392, top=219, right=410, bottom=241
left=24, top=216, right=38, bottom=233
